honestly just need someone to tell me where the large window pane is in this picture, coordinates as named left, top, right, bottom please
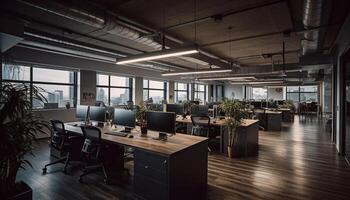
left=176, top=83, right=187, bottom=90
left=252, top=87, right=267, bottom=100
left=33, top=68, right=74, bottom=83
left=97, top=74, right=109, bottom=86
left=287, top=93, right=299, bottom=102
left=149, top=90, right=164, bottom=103
left=143, top=79, right=149, bottom=88
left=33, top=84, right=74, bottom=108
left=143, top=89, right=149, bottom=101
left=195, top=92, right=205, bottom=103
left=195, top=84, right=205, bottom=91
left=300, top=93, right=318, bottom=102
left=110, top=88, right=129, bottom=105
left=149, top=80, right=164, bottom=89
left=287, top=86, right=299, bottom=92
left=111, top=76, right=129, bottom=87
left=176, top=91, right=188, bottom=102
left=2, top=64, right=30, bottom=81
left=300, top=86, right=317, bottom=92
left=96, top=87, right=109, bottom=105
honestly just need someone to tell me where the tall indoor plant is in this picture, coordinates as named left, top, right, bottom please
left=219, top=99, right=247, bottom=158
left=0, top=83, right=48, bottom=199
left=135, top=102, right=147, bottom=135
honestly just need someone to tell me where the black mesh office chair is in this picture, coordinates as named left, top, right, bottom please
left=191, top=115, right=214, bottom=152
left=42, top=120, right=73, bottom=174
left=79, top=126, right=109, bottom=184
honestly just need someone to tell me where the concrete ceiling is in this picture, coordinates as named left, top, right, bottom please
left=1, top=0, right=349, bottom=83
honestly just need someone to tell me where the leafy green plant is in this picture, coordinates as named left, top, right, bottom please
left=0, top=83, right=49, bottom=197
left=135, top=102, right=147, bottom=127
left=280, top=100, right=296, bottom=113
left=182, top=100, right=193, bottom=115
left=219, top=99, right=247, bottom=147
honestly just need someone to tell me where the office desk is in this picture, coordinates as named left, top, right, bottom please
left=65, top=123, right=208, bottom=200
left=176, top=118, right=259, bottom=155
left=265, top=111, right=282, bottom=131
left=277, top=108, right=293, bottom=122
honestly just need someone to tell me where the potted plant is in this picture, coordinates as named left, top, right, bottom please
left=182, top=100, right=192, bottom=117
left=135, top=102, right=147, bottom=135
left=65, top=101, right=71, bottom=109
left=0, top=83, right=49, bottom=199
left=219, top=99, right=247, bottom=158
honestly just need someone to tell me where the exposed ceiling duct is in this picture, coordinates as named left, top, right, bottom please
left=301, top=0, right=323, bottom=55
left=16, top=0, right=232, bottom=68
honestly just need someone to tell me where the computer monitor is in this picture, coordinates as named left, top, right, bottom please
left=89, top=106, right=106, bottom=122
left=166, top=104, right=184, bottom=115
left=113, top=109, right=136, bottom=132
left=76, top=105, right=89, bottom=120
left=190, top=100, right=200, bottom=105
left=191, top=105, right=209, bottom=116
left=146, top=111, right=176, bottom=135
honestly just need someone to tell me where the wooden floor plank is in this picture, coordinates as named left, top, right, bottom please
left=16, top=116, right=350, bottom=199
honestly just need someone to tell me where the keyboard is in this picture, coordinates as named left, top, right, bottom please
left=105, top=131, right=128, bottom=137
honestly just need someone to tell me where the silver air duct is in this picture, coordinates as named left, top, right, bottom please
left=301, top=0, right=323, bottom=55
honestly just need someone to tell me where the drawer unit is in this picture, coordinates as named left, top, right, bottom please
left=134, top=149, right=169, bottom=200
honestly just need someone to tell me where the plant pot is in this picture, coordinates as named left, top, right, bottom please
left=141, top=126, right=147, bottom=135
left=8, top=181, right=32, bottom=200
left=227, top=145, right=240, bottom=158
left=65, top=104, right=70, bottom=109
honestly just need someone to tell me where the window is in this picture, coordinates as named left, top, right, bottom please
left=286, top=86, right=318, bottom=102
left=143, top=79, right=167, bottom=103
left=1, top=63, right=77, bottom=108
left=96, top=74, right=132, bottom=106
left=194, top=84, right=206, bottom=103
left=252, top=87, right=267, bottom=100
left=174, top=82, right=188, bottom=103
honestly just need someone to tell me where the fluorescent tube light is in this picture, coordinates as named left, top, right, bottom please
left=198, top=76, right=256, bottom=81
left=116, top=46, right=199, bottom=64
left=161, top=69, right=232, bottom=76
left=230, top=81, right=284, bottom=85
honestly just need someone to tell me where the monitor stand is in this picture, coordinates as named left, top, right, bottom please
left=152, top=132, right=168, bottom=141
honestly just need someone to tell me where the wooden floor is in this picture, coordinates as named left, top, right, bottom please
left=17, top=116, right=350, bottom=200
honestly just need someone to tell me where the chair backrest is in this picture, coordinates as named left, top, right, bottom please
left=191, top=115, right=210, bottom=127
left=50, top=119, right=65, bottom=134
left=50, top=119, right=67, bottom=149
left=80, top=126, right=102, bottom=157
left=80, top=126, right=101, bottom=142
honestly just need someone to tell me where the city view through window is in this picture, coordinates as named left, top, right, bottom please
left=96, top=74, right=131, bottom=106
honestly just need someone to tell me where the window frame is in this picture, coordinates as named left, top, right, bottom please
left=96, top=73, right=133, bottom=106
left=143, top=79, right=167, bottom=103
left=194, top=83, right=207, bottom=102
left=286, top=85, right=318, bottom=102
left=1, top=63, right=78, bottom=109
left=174, top=82, right=189, bottom=103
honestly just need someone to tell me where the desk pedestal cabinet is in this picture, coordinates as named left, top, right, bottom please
left=134, top=140, right=208, bottom=200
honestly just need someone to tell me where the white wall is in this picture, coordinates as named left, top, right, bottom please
left=224, top=84, right=244, bottom=100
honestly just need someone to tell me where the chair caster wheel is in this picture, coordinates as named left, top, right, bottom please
left=42, top=168, right=47, bottom=174
left=104, top=179, right=110, bottom=185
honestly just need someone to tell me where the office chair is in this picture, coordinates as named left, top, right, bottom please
left=79, top=126, right=109, bottom=184
left=191, top=115, right=215, bottom=152
left=42, top=120, right=74, bottom=174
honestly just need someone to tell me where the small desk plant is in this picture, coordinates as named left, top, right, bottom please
left=0, top=83, right=49, bottom=199
left=219, top=99, right=247, bottom=158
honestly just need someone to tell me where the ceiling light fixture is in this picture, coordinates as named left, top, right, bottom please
left=161, top=69, right=232, bottom=76
left=198, top=76, right=256, bottom=81
left=230, top=81, right=284, bottom=85
left=116, top=46, right=199, bottom=65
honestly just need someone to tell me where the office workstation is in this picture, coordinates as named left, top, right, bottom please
left=2, top=0, right=350, bottom=200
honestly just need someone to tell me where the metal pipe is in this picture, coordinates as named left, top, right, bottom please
left=301, top=0, right=323, bottom=55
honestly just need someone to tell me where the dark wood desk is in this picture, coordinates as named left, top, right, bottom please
left=176, top=118, right=259, bottom=155
left=277, top=108, right=293, bottom=122
left=265, top=111, right=282, bottom=131
left=65, top=123, right=208, bottom=200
